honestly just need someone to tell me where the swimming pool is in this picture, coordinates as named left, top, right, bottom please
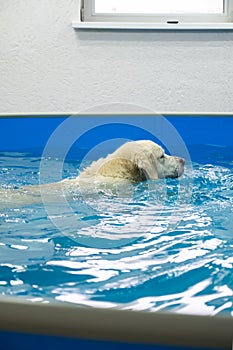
left=0, top=115, right=232, bottom=349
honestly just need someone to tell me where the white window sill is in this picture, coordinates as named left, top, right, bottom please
left=73, top=21, right=233, bottom=30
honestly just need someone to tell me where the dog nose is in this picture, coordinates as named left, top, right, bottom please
left=179, top=158, right=185, bottom=165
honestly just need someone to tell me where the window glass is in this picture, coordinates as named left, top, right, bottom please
left=95, top=0, right=224, bottom=15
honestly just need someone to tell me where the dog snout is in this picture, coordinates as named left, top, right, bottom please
left=176, top=157, right=185, bottom=178
left=179, top=157, right=185, bottom=166
left=174, top=156, right=185, bottom=165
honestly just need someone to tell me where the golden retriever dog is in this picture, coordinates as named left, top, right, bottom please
left=0, top=140, right=185, bottom=208
left=77, top=140, right=185, bottom=184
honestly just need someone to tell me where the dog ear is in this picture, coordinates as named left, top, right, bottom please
left=99, top=158, right=147, bottom=183
left=134, top=153, right=158, bottom=180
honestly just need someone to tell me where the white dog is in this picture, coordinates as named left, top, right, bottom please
left=76, top=140, right=185, bottom=185
left=0, top=140, right=184, bottom=207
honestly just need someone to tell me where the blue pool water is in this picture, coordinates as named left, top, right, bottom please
left=0, top=143, right=232, bottom=317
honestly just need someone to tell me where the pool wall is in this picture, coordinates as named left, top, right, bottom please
left=0, top=114, right=232, bottom=349
left=0, top=115, right=233, bottom=152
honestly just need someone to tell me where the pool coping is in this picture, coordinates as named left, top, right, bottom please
left=0, top=297, right=232, bottom=348
left=0, top=112, right=233, bottom=117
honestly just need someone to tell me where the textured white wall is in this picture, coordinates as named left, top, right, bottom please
left=0, top=0, right=233, bottom=114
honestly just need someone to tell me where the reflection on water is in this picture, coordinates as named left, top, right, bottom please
left=0, top=153, right=233, bottom=316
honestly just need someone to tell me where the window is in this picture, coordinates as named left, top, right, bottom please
left=95, top=0, right=224, bottom=14
left=73, top=0, right=233, bottom=29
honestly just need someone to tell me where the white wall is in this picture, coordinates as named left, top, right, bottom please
left=0, top=0, right=233, bottom=114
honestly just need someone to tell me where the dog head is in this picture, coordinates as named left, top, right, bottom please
left=116, top=140, right=185, bottom=181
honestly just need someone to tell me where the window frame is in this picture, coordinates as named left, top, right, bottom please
left=73, top=0, right=233, bottom=30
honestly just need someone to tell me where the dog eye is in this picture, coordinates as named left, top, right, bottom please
left=160, top=154, right=165, bottom=159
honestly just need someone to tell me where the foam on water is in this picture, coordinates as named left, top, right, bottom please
left=0, top=151, right=232, bottom=316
